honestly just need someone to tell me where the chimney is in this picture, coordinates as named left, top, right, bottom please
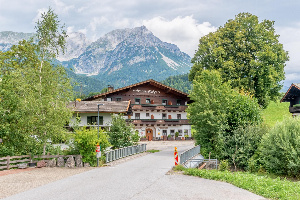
left=108, top=85, right=114, bottom=92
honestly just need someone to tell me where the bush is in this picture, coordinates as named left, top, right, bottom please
left=219, top=160, right=229, bottom=171
left=260, top=117, right=300, bottom=177
left=108, top=114, right=135, bottom=149
left=221, top=125, right=267, bottom=170
left=131, top=130, right=140, bottom=145
left=74, top=127, right=110, bottom=166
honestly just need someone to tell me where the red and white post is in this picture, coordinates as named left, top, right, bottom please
left=174, top=147, right=178, bottom=166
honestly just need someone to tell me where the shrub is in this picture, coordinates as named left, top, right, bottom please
left=260, top=117, right=300, bottom=177
left=219, top=160, right=229, bottom=171
left=74, top=127, right=110, bottom=166
left=221, top=125, right=267, bottom=170
left=108, top=114, right=135, bottom=149
left=131, top=130, right=140, bottom=145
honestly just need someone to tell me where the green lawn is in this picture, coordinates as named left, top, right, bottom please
left=174, top=166, right=300, bottom=200
left=262, top=101, right=290, bottom=127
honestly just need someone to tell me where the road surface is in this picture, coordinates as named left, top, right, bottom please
left=4, top=144, right=265, bottom=200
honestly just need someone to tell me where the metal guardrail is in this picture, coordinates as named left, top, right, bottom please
left=179, top=145, right=200, bottom=165
left=187, top=158, right=218, bottom=169
left=105, top=144, right=147, bottom=163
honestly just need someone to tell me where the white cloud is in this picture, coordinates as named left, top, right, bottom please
left=143, top=16, right=217, bottom=57
left=276, top=24, right=300, bottom=85
left=32, top=8, right=48, bottom=24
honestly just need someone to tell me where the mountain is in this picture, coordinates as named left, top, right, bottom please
left=57, top=32, right=91, bottom=61
left=0, top=27, right=192, bottom=93
left=63, top=26, right=192, bottom=88
left=0, top=31, right=34, bottom=51
left=0, top=31, right=90, bottom=61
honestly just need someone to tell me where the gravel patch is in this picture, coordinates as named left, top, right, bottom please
left=0, top=167, right=92, bottom=199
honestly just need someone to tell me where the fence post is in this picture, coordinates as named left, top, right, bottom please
left=7, top=156, right=10, bottom=170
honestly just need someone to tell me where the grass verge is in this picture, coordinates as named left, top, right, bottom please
left=174, top=166, right=300, bottom=200
left=146, top=149, right=160, bottom=153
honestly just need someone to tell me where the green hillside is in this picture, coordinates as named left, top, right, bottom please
left=262, top=100, right=291, bottom=127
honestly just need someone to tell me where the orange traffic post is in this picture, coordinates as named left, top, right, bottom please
left=174, top=147, right=178, bottom=166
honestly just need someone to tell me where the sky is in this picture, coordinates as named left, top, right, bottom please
left=0, top=0, right=299, bottom=87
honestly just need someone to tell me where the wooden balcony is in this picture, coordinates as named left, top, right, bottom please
left=132, top=104, right=187, bottom=111
left=126, top=119, right=190, bottom=125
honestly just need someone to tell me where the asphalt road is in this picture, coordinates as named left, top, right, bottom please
left=4, top=145, right=265, bottom=200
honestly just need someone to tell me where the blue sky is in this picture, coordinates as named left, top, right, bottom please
left=0, top=0, right=299, bottom=87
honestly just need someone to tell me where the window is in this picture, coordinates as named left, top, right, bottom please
left=177, top=99, right=181, bottom=105
left=146, top=98, right=150, bottom=104
left=135, top=113, right=140, bottom=119
left=184, top=129, right=189, bottom=136
left=106, top=98, right=112, bottom=101
left=116, top=97, right=122, bottom=101
left=162, top=130, right=167, bottom=136
left=162, top=113, right=167, bottom=119
left=178, top=130, right=183, bottom=136
left=135, top=98, right=140, bottom=104
left=87, top=116, right=103, bottom=125
left=177, top=114, right=181, bottom=119
left=162, top=99, right=167, bottom=105
left=170, top=130, right=175, bottom=136
left=146, top=113, right=150, bottom=117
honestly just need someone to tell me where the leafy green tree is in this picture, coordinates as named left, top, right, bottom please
left=187, top=70, right=262, bottom=158
left=189, top=13, right=289, bottom=108
left=108, top=114, right=135, bottom=149
left=0, top=8, right=72, bottom=156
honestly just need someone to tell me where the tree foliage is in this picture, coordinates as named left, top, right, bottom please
left=260, top=117, right=300, bottom=177
left=189, top=13, right=288, bottom=108
left=73, top=127, right=110, bottom=166
left=187, top=70, right=262, bottom=159
left=108, top=114, right=136, bottom=149
left=161, top=73, right=192, bottom=94
left=0, top=8, right=72, bottom=156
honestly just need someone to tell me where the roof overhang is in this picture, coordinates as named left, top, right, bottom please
left=83, top=79, right=189, bottom=101
left=281, top=83, right=300, bottom=102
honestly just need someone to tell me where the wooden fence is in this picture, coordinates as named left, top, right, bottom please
left=0, top=155, right=78, bottom=171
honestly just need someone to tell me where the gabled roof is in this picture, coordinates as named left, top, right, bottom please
left=83, top=79, right=189, bottom=101
left=69, top=101, right=130, bottom=113
left=281, top=83, right=300, bottom=102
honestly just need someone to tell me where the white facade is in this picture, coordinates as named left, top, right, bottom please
left=70, top=112, right=112, bottom=128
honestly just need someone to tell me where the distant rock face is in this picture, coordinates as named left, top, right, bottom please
left=0, top=31, right=90, bottom=62
left=57, top=32, right=91, bottom=61
left=0, top=27, right=192, bottom=90
left=68, top=26, right=191, bottom=77
left=0, top=31, right=34, bottom=52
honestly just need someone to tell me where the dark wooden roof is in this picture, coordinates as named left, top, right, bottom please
left=281, top=83, right=300, bottom=102
left=69, top=101, right=130, bottom=113
left=83, top=79, right=189, bottom=101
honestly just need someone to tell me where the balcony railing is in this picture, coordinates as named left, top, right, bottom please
left=132, top=104, right=187, bottom=111
left=126, top=119, right=190, bottom=125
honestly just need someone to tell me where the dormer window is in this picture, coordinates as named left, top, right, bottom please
left=162, top=99, right=167, bottom=105
left=135, top=98, right=140, bottom=104
left=177, top=99, right=181, bottom=105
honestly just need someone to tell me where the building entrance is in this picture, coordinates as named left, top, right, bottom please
left=146, top=128, right=153, bottom=141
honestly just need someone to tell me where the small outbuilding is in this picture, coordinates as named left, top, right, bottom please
left=281, top=83, right=300, bottom=116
